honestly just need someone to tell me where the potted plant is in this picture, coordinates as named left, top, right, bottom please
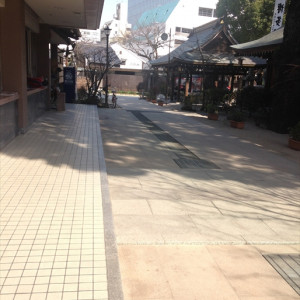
left=207, top=103, right=219, bottom=120
left=289, top=121, right=300, bottom=151
left=156, top=94, right=165, bottom=106
left=229, top=110, right=245, bottom=129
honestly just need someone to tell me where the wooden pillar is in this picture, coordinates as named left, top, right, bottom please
left=185, top=73, right=189, bottom=97
left=189, top=72, right=193, bottom=93
left=177, top=72, right=182, bottom=101
left=230, top=74, right=234, bottom=92
left=0, top=0, right=27, bottom=132
left=170, top=70, right=175, bottom=101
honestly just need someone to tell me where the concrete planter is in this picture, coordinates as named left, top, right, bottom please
left=288, top=138, right=300, bottom=151
left=208, top=113, right=219, bottom=120
left=230, top=120, right=245, bottom=129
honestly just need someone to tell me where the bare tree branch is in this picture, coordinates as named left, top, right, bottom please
left=74, top=42, right=120, bottom=98
left=119, top=22, right=169, bottom=61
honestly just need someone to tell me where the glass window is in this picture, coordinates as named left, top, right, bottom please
left=198, top=7, right=213, bottom=17
left=182, top=28, right=192, bottom=34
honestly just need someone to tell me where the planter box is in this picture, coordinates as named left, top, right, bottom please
left=288, top=138, right=300, bottom=151
left=151, top=99, right=157, bottom=103
left=208, top=113, right=219, bottom=120
left=230, top=120, right=245, bottom=129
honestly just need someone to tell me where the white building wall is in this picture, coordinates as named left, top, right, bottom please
left=111, top=43, right=147, bottom=69
left=106, top=2, right=131, bottom=42
left=169, top=0, right=218, bottom=30
left=160, top=0, right=218, bottom=56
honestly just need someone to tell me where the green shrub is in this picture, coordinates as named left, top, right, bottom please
left=207, top=103, right=218, bottom=114
left=289, top=121, right=300, bottom=141
left=228, top=110, right=245, bottom=122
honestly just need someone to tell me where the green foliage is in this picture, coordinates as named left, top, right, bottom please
left=236, top=86, right=272, bottom=115
left=182, top=93, right=202, bottom=111
left=117, top=90, right=139, bottom=95
left=289, top=122, right=300, bottom=141
left=76, top=86, right=88, bottom=103
left=205, top=88, right=227, bottom=105
left=228, top=109, right=245, bottom=122
left=207, top=103, right=218, bottom=114
left=216, top=0, right=279, bottom=42
left=147, top=89, right=157, bottom=100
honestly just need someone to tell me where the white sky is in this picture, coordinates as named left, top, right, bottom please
left=100, top=0, right=128, bottom=26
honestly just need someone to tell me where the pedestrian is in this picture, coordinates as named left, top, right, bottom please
left=112, top=92, right=117, bottom=108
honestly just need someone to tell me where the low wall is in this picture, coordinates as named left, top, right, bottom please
left=27, top=88, right=48, bottom=127
left=0, top=99, right=18, bottom=149
left=109, top=72, right=144, bottom=92
left=77, top=71, right=147, bottom=93
left=0, top=88, right=48, bottom=149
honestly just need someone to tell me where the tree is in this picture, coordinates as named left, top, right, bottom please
left=74, top=42, right=120, bottom=100
left=119, top=22, right=168, bottom=61
left=269, top=0, right=300, bottom=132
left=216, top=0, right=276, bottom=43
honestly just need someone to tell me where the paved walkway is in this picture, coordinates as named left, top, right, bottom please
left=0, top=105, right=122, bottom=300
left=99, top=96, right=300, bottom=300
left=1, top=99, right=299, bottom=300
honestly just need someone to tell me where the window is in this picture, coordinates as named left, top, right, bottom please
left=175, top=27, right=192, bottom=34
left=25, top=28, right=38, bottom=78
left=198, top=7, right=213, bottom=17
left=182, top=28, right=192, bottom=34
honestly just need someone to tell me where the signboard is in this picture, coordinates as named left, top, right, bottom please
left=271, top=0, right=286, bottom=32
left=63, top=67, right=76, bottom=103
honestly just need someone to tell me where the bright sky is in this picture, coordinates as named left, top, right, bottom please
left=100, top=0, right=128, bottom=26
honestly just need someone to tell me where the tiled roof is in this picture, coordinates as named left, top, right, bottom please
left=151, top=18, right=266, bottom=67
left=151, top=19, right=225, bottom=65
left=231, top=28, right=283, bottom=56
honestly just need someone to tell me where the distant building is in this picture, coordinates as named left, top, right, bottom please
left=129, top=0, right=218, bottom=30
left=101, top=2, right=131, bottom=42
left=80, top=29, right=101, bottom=42
left=133, top=0, right=219, bottom=57
left=111, top=43, right=149, bottom=70
left=80, top=3, right=131, bottom=43
left=128, top=0, right=173, bottom=26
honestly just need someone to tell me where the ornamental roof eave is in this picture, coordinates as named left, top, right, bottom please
left=230, top=27, right=284, bottom=56
left=152, top=52, right=266, bottom=68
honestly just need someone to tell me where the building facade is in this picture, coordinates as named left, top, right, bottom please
left=128, top=0, right=218, bottom=28
left=0, top=0, right=103, bottom=149
left=101, top=3, right=131, bottom=42
left=134, top=0, right=219, bottom=57
left=128, top=0, right=172, bottom=26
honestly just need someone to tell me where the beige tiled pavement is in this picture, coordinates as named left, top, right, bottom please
left=0, top=105, right=114, bottom=300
